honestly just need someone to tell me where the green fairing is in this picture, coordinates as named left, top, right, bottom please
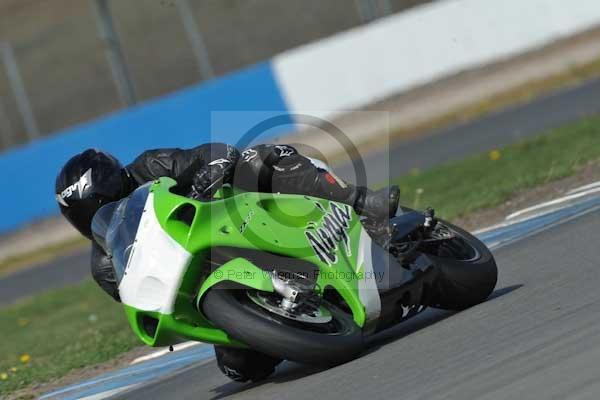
left=125, top=178, right=368, bottom=347
left=196, top=258, right=275, bottom=307
left=122, top=304, right=245, bottom=347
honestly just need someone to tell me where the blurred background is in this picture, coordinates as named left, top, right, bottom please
left=0, top=0, right=428, bottom=149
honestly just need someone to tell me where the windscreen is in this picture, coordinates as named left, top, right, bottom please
left=91, top=184, right=151, bottom=283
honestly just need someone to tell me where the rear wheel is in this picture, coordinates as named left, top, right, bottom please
left=202, top=285, right=363, bottom=366
left=424, top=220, right=498, bottom=310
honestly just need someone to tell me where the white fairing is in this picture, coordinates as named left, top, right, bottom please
left=356, top=228, right=381, bottom=332
left=119, top=193, right=192, bottom=314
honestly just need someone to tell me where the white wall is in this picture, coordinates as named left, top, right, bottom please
left=273, top=0, right=600, bottom=119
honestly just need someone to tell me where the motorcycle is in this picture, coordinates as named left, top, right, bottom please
left=91, top=177, right=497, bottom=367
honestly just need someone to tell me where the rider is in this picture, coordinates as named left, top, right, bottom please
left=55, top=143, right=399, bottom=382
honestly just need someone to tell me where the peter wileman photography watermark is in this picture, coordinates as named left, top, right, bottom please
left=209, top=268, right=388, bottom=284
left=208, top=111, right=393, bottom=289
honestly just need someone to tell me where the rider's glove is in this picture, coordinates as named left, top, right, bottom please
left=190, top=159, right=233, bottom=200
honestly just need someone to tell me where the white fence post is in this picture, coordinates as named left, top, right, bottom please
left=0, top=96, right=15, bottom=148
left=355, top=0, right=392, bottom=23
left=176, top=0, right=214, bottom=81
left=0, top=42, right=40, bottom=141
left=91, top=0, right=137, bottom=106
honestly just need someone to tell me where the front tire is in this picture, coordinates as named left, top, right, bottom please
left=426, top=221, right=498, bottom=310
left=202, top=286, right=364, bottom=366
left=214, top=345, right=282, bottom=382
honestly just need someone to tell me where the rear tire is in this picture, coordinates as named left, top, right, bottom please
left=202, top=285, right=364, bottom=366
left=427, top=220, right=498, bottom=310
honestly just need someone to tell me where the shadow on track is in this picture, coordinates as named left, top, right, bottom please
left=209, top=362, right=327, bottom=400
left=365, top=284, right=522, bottom=350
left=209, top=284, right=522, bottom=400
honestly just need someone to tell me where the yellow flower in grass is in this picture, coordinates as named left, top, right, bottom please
left=17, top=318, right=29, bottom=327
left=19, top=354, right=31, bottom=364
left=9, top=367, right=17, bottom=373
left=489, top=149, right=501, bottom=161
left=0, top=372, right=7, bottom=380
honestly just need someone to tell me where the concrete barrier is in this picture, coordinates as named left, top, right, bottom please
left=273, top=0, right=600, bottom=119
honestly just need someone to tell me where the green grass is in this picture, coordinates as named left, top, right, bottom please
left=0, top=280, right=139, bottom=397
left=392, top=115, right=600, bottom=219
left=1, top=115, right=600, bottom=397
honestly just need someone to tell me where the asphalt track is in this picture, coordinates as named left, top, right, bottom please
left=2, top=76, right=600, bottom=306
left=111, top=206, right=600, bottom=400
left=0, top=248, right=89, bottom=305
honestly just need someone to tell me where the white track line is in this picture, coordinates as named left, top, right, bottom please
left=130, top=341, right=201, bottom=365
left=504, top=186, right=600, bottom=221
left=77, top=384, right=139, bottom=400
left=489, top=201, right=600, bottom=251
left=566, top=180, right=600, bottom=195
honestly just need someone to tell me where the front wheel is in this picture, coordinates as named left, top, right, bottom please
left=424, top=220, right=498, bottom=310
left=202, top=285, right=364, bottom=366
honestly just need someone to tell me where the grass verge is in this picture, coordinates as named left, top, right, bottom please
left=0, top=115, right=599, bottom=397
left=393, top=115, right=600, bottom=219
left=0, top=281, right=138, bottom=397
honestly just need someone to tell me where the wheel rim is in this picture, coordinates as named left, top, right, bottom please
left=238, top=290, right=355, bottom=335
left=246, top=290, right=333, bottom=324
left=433, top=223, right=480, bottom=262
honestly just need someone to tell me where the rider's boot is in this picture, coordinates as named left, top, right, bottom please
left=354, top=185, right=400, bottom=220
left=354, top=185, right=400, bottom=250
left=311, top=170, right=400, bottom=218
left=311, top=171, right=400, bottom=248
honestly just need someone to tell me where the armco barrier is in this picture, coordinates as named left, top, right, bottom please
left=1, top=62, right=292, bottom=234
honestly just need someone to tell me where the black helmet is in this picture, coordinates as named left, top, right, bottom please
left=55, top=149, right=127, bottom=239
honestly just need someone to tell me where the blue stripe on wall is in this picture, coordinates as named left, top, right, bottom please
left=0, top=61, right=293, bottom=233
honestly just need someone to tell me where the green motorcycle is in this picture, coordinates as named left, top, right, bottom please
left=91, top=177, right=497, bottom=366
